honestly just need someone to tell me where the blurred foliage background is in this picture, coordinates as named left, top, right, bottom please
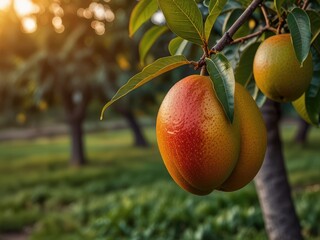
left=0, top=0, right=319, bottom=239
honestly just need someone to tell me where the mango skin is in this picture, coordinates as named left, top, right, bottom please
left=156, top=75, right=240, bottom=195
left=219, top=83, right=267, bottom=191
left=253, top=34, right=313, bottom=102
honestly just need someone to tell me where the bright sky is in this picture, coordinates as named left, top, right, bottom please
left=15, top=0, right=39, bottom=16
left=0, top=0, right=11, bottom=10
left=0, top=0, right=39, bottom=16
left=0, top=0, right=40, bottom=33
left=0, top=0, right=114, bottom=34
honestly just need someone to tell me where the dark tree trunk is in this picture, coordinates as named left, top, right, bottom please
left=69, top=118, right=86, bottom=166
left=61, top=87, right=90, bottom=166
left=294, top=118, right=310, bottom=145
left=122, top=110, right=148, bottom=147
left=254, top=100, right=302, bottom=240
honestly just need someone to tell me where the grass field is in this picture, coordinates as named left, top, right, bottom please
left=0, top=123, right=319, bottom=240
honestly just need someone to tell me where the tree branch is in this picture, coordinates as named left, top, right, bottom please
left=230, top=4, right=277, bottom=45
left=213, top=0, right=264, bottom=52
left=302, top=0, right=309, bottom=10
left=195, top=0, right=264, bottom=69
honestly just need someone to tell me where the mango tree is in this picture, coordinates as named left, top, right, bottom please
left=101, top=0, right=320, bottom=239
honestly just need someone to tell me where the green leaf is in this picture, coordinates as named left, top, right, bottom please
left=245, top=78, right=266, bottom=108
left=293, top=90, right=320, bottom=126
left=287, top=8, right=312, bottom=65
left=139, top=26, right=168, bottom=65
left=158, top=0, right=205, bottom=46
left=223, top=9, right=250, bottom=39
left=205, top=54, right=235, bottom=123
left=235, top=42, right=260, bottom=87
left=238, top=0, right=252, bottom=8
left=255, top=90, right=267, bottom=108
left=100, top=55, right=190, bottom=119
left=312, top=34, right=320, bottom=55
left=307, top=10, right=320, bottom=37
left=307, top=10, right=320, bottom=51
left=129, top=0, right=158, bottom=37
left=205, top=0, right=227, bottom=41
left=274, top=0, right=285, bottom=16
left=203, top=0, right=212, bottom=8
left=305, top=90, right=320, bottom=126
left=221, top=1, right=242, bottom=14
left=168, top=37, right=189, bottom=55
left=308, top=48, right=320, bottom=98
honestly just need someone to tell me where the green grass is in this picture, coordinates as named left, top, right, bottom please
left=0, top=124, right=319, bottom=240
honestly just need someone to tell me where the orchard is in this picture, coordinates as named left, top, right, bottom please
left=101, top=0, right=320, bottom=239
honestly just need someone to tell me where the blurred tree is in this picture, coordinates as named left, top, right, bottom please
left=294, top=118, right=311, bottom=145
left=0, top=0, right=155, bottom=165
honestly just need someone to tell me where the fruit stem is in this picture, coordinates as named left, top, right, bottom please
left=200, top=66, right=208, bottom=76
left=277, top=16, right=285, bottom=34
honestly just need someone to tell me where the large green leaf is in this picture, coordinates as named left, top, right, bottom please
left=168, top=37, right=189, bottom=55
left=205, top=0, right=227, bottom=41
left=287, top=8, right=312, bottom=65
left=205, top=54, right=235, bottom=123
left=139, top=26, right=168, bottom=65
left=129, top=0, right=158, bottom=37
left=158, top=0, right=205, bottom=46
left=235, top=42, right=260, bottom=87
left=100, top=55, right=190, bottom=119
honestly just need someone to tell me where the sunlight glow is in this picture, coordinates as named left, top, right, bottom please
left=91, top=20, right=105, bottom=35
left=151, top=11, right=165, bottom=25
left=21, top=16, right=37, bottom=33
left=50, top=2, right=64, bottom=17
left=52, top=16, right=65, bottom=33
left=105, top=8, right=115, bottom=22
left=78, top=2, right=115, bottom=25
left=0, top=0, right=11, bottom=10
left=14, top=0, right=39, bottom=17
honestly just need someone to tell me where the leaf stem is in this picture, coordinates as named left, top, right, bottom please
left=200, top=66, right=208, bottom=76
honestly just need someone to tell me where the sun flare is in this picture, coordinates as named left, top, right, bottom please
left=21, top=16, right=37, bottom=33
left=14, top=0, right=39, bottom=17
left=0, top=0, right=11, bottom=10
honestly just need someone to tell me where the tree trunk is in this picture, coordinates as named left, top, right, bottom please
left=254, top=100, right=302, bottom=240
left=294, top=118, right=310, bottom=145
left=60, top=85, right=91, bottom=166
left=69, top=118, right=86, bottom=166
left=122, top=110, right=148, bottom=147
